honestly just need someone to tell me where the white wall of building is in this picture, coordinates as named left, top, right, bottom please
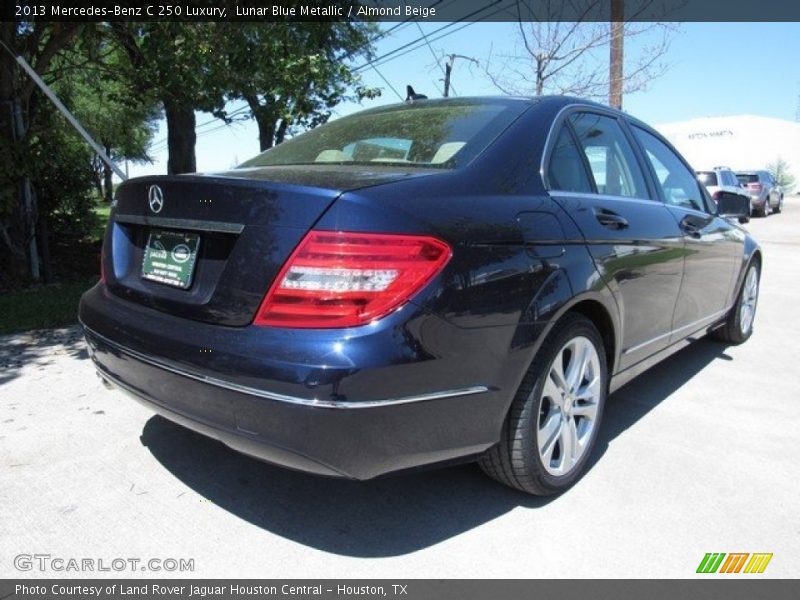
left=656, top=115, right=800, bottom=187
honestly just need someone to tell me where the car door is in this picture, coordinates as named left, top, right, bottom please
left=629, top=125, right=741, bottom=342
left=545, top=110, right=685, bottom=370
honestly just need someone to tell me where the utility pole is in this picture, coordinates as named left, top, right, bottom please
left=443, top=54, right=479, bottom=98
left=609, top=0, right=624, bottom=109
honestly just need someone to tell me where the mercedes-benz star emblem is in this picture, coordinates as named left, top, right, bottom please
left=148, top=185, right=164, bottom=214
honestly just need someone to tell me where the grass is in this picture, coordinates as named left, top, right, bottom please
left=0, top=198, right=109, bottom=336
left=0, top=276, right=98, bottom=336
left=92, top=197, right=111, bottom=241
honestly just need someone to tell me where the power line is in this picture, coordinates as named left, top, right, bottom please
left=148, top=103, right=251, bottom=152
left=370, top=63, right=405, bottom=101
left=414, top=21, right=454, bottom=97
left=352, top=1, right=507, bottom=74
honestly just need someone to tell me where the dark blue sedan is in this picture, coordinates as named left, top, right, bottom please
left=80, top=96, right=760, bottom=495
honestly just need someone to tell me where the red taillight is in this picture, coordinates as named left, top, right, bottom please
left=254, top=231, right=451, bottom=328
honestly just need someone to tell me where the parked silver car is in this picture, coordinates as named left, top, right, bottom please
left=736, top=170, right=783, bottom=217
left=697, top=166, right=751, bottom=223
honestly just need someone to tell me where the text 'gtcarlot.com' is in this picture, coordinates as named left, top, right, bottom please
left=13, top=554, right=194, bottom=573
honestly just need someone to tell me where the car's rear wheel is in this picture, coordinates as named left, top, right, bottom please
left=711, top=260, right=760, bottom=344
left=479, top=313, right=607, bottom=495
left=774, top=195, right=783, bottom=214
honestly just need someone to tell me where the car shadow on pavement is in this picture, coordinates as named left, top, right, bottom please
left=140, top=337, right=731, bottom=558
left=0, top=325, right=88, bottom=387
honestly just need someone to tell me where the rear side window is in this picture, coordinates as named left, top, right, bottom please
left=632, top=126, right=707, bottom=212
left=569, top=113, right=649, bottom=199
left=697, top=171, right=718, bottom=186
left=547, top=126, right=593, bottom=193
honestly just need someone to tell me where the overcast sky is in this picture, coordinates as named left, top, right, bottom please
left=126, top=21, right=800, bottom=179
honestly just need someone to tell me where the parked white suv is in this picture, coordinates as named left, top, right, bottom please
left=697, top=166, right=752, bottom=222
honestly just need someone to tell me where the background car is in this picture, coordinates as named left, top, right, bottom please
left=696, top=166, right=751, bottom=222
left=736, top=170, right=783, bottom=216
left=79, top=97, right=760, bottom=496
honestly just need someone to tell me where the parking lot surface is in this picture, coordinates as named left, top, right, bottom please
left=2, top=200, right=799, bottom=578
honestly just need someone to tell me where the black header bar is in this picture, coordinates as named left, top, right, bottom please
left=4, top=0, right=800, bottom=23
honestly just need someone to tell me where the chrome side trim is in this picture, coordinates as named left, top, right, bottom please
left=82, top=324, right=489, bottom=410
left=622, top=307, right=731, bottom=355
left=114, top=214, right=244, bottom=234
left=547, top=190, right=662, bottom=208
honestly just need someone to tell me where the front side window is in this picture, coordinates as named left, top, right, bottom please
left=569, top=113, right=649, bottom=199
left=239, top=100, right=527, bottom=170
left=632, top=126, right=707, bottom=212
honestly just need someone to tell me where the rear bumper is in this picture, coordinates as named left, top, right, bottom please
left=80, top=284, right=519, bottom=479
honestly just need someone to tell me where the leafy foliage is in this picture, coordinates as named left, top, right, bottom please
left=219, top=22, right=380, bottom=150
left=767, top=157, right=796, bottom=193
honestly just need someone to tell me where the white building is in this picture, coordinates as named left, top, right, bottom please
left=655, top=115, right=800, bottom=185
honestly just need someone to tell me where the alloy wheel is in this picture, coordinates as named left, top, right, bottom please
left=537, top=336, right=602, bottom=476
left=739, top=267, right=759, bottom=335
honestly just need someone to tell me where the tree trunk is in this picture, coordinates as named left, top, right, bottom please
left=535, top=55, right=544, bottom=96
left=275, top=119, right=289, bottom=146
left=0, top=24, right=28, bottom=280
left=102, top=145, right=114, bottom=203
left=164, top=99, right=196, bottom=174
left=38, top=210, right=52, bottom=283
left=609, top=0, right=624, bottom=109
left=256, top=116, right=276, bottom=152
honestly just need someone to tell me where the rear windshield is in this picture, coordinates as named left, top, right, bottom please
left=736, top=173, right=759, bottom=183
left=239, top=100, right=528, bottom=170
left=696, top=171, right=718, bottom=186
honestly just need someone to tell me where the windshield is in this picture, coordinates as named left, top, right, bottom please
left=737, top=173, right=759, bottom=183
left=239, top=100, right=528, bottom=170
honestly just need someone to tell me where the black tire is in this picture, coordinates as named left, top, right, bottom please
left=774, top=195, right=782, bottom=214
left=479, top=313, right=607, bottom=496
left=711, top=260, right=760, bottom=344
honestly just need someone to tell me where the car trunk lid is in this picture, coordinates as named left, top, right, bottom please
left=104, top=166, right=438, bottom=326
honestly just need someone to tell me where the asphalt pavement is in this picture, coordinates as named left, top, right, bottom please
left=2, top=199, right=799, bottom=578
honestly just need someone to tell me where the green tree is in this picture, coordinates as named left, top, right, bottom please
left=767, top=157, right=796, bottom=193
left=1, top=22, right=83, bottom=280
left=220, top=22, right=380, bottom=152
left=55, top=47, right=160, bottom=202
left=110, top=22, right=230, bottom=174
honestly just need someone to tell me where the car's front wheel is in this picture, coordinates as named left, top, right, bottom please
left=479, top=313, right=607, bottom=495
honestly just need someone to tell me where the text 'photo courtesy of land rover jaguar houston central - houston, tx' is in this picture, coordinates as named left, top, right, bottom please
left=79, top=96, right=760, bottom=495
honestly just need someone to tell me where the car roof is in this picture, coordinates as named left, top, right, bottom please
left=371, top=95, right=618, bottom=114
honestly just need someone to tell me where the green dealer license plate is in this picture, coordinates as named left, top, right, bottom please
left=141, top=229, right=200, bottom=289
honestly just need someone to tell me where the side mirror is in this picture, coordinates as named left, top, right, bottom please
left=716, top=191, right=750, bottom=221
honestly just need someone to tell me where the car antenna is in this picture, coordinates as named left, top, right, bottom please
left=406, top=85, right=428, bottom=103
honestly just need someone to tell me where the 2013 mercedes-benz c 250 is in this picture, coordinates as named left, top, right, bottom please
left=80, top=96, right=760, bottom=495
